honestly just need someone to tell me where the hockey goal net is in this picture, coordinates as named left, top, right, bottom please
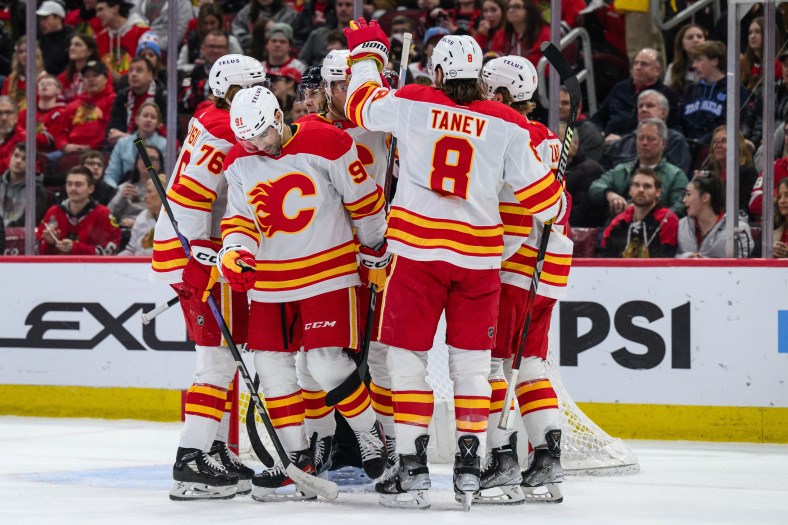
left=235, top=320, right=640, bottom=475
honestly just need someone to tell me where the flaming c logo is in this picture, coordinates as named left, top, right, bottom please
left=248, top=173, right=317, bottom=238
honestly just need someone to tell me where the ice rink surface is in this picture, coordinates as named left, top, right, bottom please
left=1, top=416, right=787, bottom=525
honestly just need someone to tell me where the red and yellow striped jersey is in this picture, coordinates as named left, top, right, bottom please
left=151, top=106, right=236, bottom=282
left=345, top=60, right=563, bottom=270
left=498, top=120, right=574, bottom=299
left=220, top=120, right=387, bottom=302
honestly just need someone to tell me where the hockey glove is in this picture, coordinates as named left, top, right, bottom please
left=217, top=245, right=257, bottom=292
left=359, top=241, right=392, bottom=291
left=182, top=239, right=220, bottom=302
left=344, top=18, right=390, bottom=71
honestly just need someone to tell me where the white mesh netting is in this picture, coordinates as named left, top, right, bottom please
left=237, top=319, right=639, bottom=475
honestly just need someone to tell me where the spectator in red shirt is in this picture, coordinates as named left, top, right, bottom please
left=65, top=0, right=104, bottom=37
left=106, top=56, right=167, bottom=146
left=58, top=34, right=99, bottom=104
left=37, top=166, right=121, bottom=255
left=54, top=61, right=116, bottom=156
left=473, top=0, right=506, bottom=53
left=18, top=74, right=66, bottom=154
left=95, top=0, right=150, bottom=81
left=490, top=0, right=549, bottom=65
left=0, top=95, right=26, bottom=174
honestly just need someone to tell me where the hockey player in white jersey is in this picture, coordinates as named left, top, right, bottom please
left=482, top=55, right=574, bottom=504
left=218, top=86, right=389, bottom=501
left=298, top=49, right=399, bottom=473
left=150, top=54, right=267, bottom=501
left=343, top=19, right=565, bottom=510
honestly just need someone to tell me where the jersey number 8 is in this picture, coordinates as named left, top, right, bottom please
left=429, top=136, right=473, bottom=199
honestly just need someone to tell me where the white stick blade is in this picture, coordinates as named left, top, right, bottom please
left=286, top=464, right=339, bottom=500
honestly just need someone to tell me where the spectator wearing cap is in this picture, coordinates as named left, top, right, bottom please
left=232, top=0, right=298, bottom=52
left=107, top=56, right=167, bottom=146
left=136, top=35, right=167, bottom=85
left=95, top=0, right=151, bottom=80
left=36, top=1, right=74, bottom=76
left=269, top=67, right=301, bottom=123
left=0, top=96, right=26, bottom=174
left=17, top=74, right=67, bottom=155
left=409, top=27, right=449, bottom=83
left=59, top=34, right=99, bottom=104
left=178, top=2, right=243, bottom=76
left=299, top=0, right=354, bottom=67
left=490, top=0, right=550, bottom=65
left=65, top=0, right=104, bottom=37
left=262, top=23, right=307, bottom=74
left=137, top=0, right=194, bottom=51
left=179, top=30, right=232, bottom=114
left=54, top=60, right=117, bottom=155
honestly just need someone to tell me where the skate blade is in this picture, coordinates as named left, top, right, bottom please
left=378, top=490, right=431, bottom=510
left=251, top=484, right=318, bottom=502
left=472, top=484, right=525, bottom=505
left=522, top=482, right=563, bottom=504
left=169, top=481, right=237, bottom=501
left=236, top=479, right=252, bottom=496
left=454, top=491, right=473, bottom=511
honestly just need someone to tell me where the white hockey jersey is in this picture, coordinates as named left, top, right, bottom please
left=499, top=120, right=574, bottom=299
left=151, top=105, right=235, bottom=283
left=345, top=60, right=564, bottom=270
left=296, top=113, right=392, bottom=189
left=220, top=120, right=387, bottom=302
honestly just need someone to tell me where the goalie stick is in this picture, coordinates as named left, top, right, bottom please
left=135, top=139, right=338, bottom=500
left=498, top=42, right=581, bottom=430
left=325, top=32, right=413, bottom=407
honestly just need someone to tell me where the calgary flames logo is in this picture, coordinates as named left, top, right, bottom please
left=248, top=173, right=317, bottom=238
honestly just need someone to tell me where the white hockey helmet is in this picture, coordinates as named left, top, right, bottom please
left=209, top=54, right=267, bottom=98
left=481, top=55, right=538, bottom=102
left=230, top=86, right=283, bottom=141
left=321, top=49, right=350, bottom=84
left=428, top=35, right=483, bottom=81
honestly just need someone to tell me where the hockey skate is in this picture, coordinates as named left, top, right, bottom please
left=474, top=433, right=525, bottom=505
left=375, top=434, right=431, bottom=510
left=453, top=435, right=482, bottom=511
left=354, top=420, right=388, bottom=479
left=251, top=449, right=318, bottom=502
left=309, top=432, right=336, bottom=478
left=522, top=429, right=564, bottom=504
left=170, top=447, right=239, bottom=501
left=381, top=434, right=397, bottom=478
left=209, top=440, right=255, bottom=496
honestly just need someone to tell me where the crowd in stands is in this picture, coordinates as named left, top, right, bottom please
left=0, top=0, right=787, bottom=259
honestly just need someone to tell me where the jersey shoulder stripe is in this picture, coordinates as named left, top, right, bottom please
left=194, top=106, right=235, bottom=144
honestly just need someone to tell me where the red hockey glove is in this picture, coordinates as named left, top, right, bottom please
left=359, top=241, right=392, bottom=291
left=218, top=245, right=257, bottom=292
left=181, top=239, right=220, bottom=302
left=344, top=18, right=390, bottom=71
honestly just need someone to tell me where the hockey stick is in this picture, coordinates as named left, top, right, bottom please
left=135, top=140, right=338, bottom=500
left=140, top=296, right=179, bottom=325
left=325, top=32, right=413, bottom=407
left=498, top=42, right=580, bottom=430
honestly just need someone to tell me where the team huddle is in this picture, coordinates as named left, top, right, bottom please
left=152, top=18, right=572, bottom=510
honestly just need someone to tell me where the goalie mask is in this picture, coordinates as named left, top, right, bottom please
left=230, top=86, right=284, bottom=154
left=209, top=54, right=267, bottom=98
left=481, top=55, right=538, bottom=102
left=428, top=35, right=483, bottom=82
